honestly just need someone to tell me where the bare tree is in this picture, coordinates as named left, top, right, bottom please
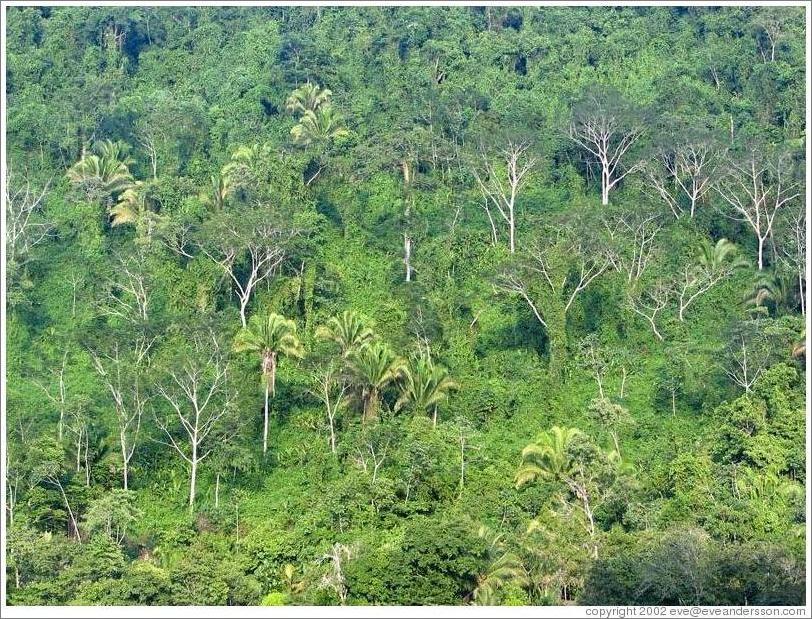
left=603, top=210, right=662, bottom=282
left=90, top=334, right=155, bottom=490
left=65, top=406, right=91, bottom=487
left=155, top=334, right=236, bottom=510
left=99, top=252, right=151, bottom=324
left=319, top=542, right=355, bottom=605
left=310, top=365, right=348, bottom=456
left=568, top=91, right=645, bottom=206
left=674, top=239, right=747, bottom=321
left=723, top=326, right=772, bottom=393
left=645, top=140, right=721, bottom=218
left=627, top=281, right=670, bottom=341
left=754, top=10, right=788, bottom=63
left=715, top=148, right=801, bottom=270
left=472, top=141, right=536, bottom=253
left=134, top=119, right=159, bottom=180
left=197, top=217, right=287, bottom=327
left=34, top=349, right=70, bottom=442
left=495, top=222, right=613, bottom=370
left=5, top=162, right=52, bottom=268
left=674, top=264, right=732, bottom=322
left=778, top=204, right=806, bottom=315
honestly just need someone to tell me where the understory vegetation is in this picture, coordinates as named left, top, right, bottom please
left=4, top=5, right=807, bottom=606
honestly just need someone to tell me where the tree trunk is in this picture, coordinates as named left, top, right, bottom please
left=263, top=383, right=270, bottom=455
left=432, top=405, right=438, bottom=428
left=404, top=233, right=412, bottom=282
left=121, top=432, right=129, bottom=490
left=757, top=236, right=765, bottom=271
left=189, top=441, right=198, bottom=511
left=239, top=300, right=248, bottom=328
left=601, top=165, right=610, bottom=206
left=508, top=212, right=515, bottom=253
left=215, top=472, right=220, bottom=509
left=619, top=367, right=627, bottom=398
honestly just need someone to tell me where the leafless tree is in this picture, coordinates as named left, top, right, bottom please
left=778, top=204, right=806, bottom=315
left=319, top=542, right=355, bottom=604
left=724, top=330, right=769, bottom=393
left=472, top=141, right=536, bottom=253
left=715, top=148, right=801, bottom=270
left=34, top=349, right=70, bottom=442
left=568, top=92, right=645, bottom=205
left=197, top=220, right=287, bottom=327
left=65, top=406, right=91, bottom=487
left=627, top=281, right=670, bottom=341
left=90, top=335, right=155, bottom=490
left=99, top=252, right=151, bottom=324
left=134, top=119, right=159, bottom=180
left=645, top=141, right=721, bottom=218
left=5, top=162, right=52, bottom=267
left=674, top=264, right=729, bottom=322
left=603, top=210, right=662, bottom=282
left=155, top=334, right=236, bottom=510
left=310, top=365, right=348, bottom=456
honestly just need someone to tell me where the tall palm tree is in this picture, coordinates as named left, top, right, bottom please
left=67, top=140, right=134, bottom=204
left=316, top=310, right=375, bottom=357
left=515, top=426, right=582, bottom=488
left=285, top=82, right=333, bottom=115
left=234, top=312, right=304, bottom=454
left=291, top=105, right=349, bottom=148
left=395, top=354, right=458, bottom=427
left=347, top=341, right=405, bottom=424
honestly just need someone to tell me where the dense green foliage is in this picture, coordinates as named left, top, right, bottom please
left=4, top=6, right=806, bottom=606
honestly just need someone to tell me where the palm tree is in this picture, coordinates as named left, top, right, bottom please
left=515, top=426, right=582, bottom=488
left=67, top=140, right=134, bottom=204
left=745, top=270, right=799, bottom=317
left=285, top=82, right=332, bottom=115
left=291, top=105, right=349, bottom=148
left=347, top=341, right=405, bottom=424
left=473, top=525, right=528, bottom=605
left=697, top=237, right=748, bottom=272
left=220, top=143, right=274, bottom=199
left=109, top=181, right=161, bottom=236
left=234, top=312, right=304, bottom=454
left=395, top=354, right=458, bottom=427
left=316, top=310, right=375, bottom=357
left=200, top=173, right=231, bottom=212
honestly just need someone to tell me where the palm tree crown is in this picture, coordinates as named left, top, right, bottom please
left=697, top=238, right=747, bottom=272
left=395, top=354, right=458, bottom=427
left=234, top=313, right=304, bottom=393
left=285, top=82, right=333, bottom=115
left=67, top=140, right=134, bottom=203
left=291, top=106, right=349, bottom=147
left=347, top=341, right=405, bottom=423
left=316, top=310, right=375, bottom=357
left=515, top=426, right=582, bottom=488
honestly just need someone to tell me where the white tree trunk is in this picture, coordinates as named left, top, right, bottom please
left=263, top=383, right=270, bottom=455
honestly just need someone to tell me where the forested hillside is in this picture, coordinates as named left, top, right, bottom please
left=4, top=6, right=807, bottom=606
